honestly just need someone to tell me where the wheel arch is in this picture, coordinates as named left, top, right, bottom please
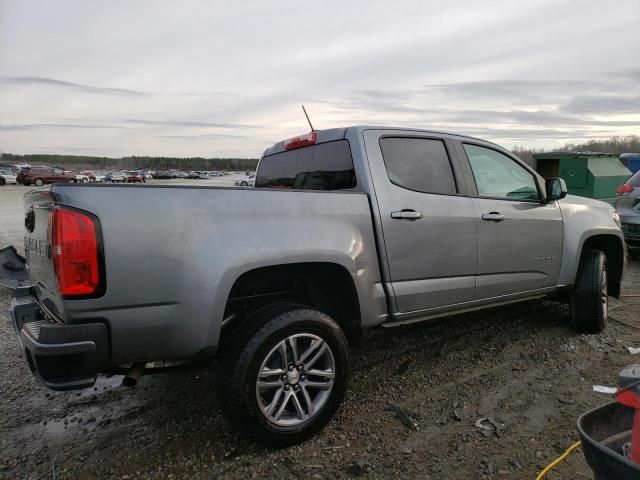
left=220, top=262, right=362, bottom=347
left=579, top=234, right=624, bottom=298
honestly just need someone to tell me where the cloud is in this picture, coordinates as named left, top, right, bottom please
left=0, top=123, right=131, bottom=131
left=0, top=0, right=638, bottom=155
left=452, top=126, right=620, bottom=140
left=123, top=119, right=259, bottom=129
left=0, top=76, right=147, bottom=96
left=560, top=94, right=640, bottom=115
left=154, top=133, right=247, bottom=139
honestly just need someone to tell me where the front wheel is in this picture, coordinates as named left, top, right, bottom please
left=219, top=303, right=350, bottom=447
left=570, top=249, right=607, bottom=333
left=34, top=178, right=44, bottom=186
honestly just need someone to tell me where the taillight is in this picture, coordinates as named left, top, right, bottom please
left=51, top=207, right=103, bottom=297
left=617, top=183, right=634, bottom=196
left=284, top=132, right=316, bottom=151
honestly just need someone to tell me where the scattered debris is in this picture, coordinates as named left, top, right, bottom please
left=557, top=393, right=576, bottom=404
left=283, top=457, right=303, bottom=480
left=322, top=445, right=346, bottom=450
left=474, top=417, right=504, bottom=437
left=395, top=359, right=411, bottom=375
left=350, top=459, right=372, bottom=476
left=628, top=347, right=640, bottom=355
left=475, top=417, right=493, bottom=431
left=385, top=404, right=419, bottom=431
left=592, top=385, right=617, bottom=394
left=509, top=455, right=524, bottom=470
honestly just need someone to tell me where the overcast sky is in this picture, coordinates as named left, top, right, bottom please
left=0, top=0, right=638, bottom=158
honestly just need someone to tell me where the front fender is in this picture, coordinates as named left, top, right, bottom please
left=557, top=196, right=625, bottom=288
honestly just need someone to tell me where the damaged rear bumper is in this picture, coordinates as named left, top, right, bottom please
left=11, top=291, right=108, bottom=390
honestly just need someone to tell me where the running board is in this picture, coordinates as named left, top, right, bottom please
left=382, top=295, right=546, bottom=328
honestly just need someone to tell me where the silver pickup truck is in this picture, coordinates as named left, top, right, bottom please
left=0, top=126, right=625, bottom=446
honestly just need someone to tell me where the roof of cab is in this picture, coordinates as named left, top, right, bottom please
left=261, top=125, right=505, bottom=158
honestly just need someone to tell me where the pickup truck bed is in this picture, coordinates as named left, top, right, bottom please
left=17, top=184, right=386, bottom=364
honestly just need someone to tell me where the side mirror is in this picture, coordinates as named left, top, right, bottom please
left=546, top=177, right=567, bottom=202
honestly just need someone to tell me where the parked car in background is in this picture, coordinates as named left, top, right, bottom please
left=234, top=173, right=255, bottom=187
left=16, top=166, right=75, bottom=186
left=153, top=171, right=172, bottom=179
left=104, top=171, right=127, bottom=183
left=69, top=172, right=90, bottom=183
left=93, top=172, right=106, bottom=183
left=0, top=169, right=17, bottom=185
left=80, top=171, right=97, bottom=182
left=126, top=171, right=143, bottom=183
left=198, top=172, right=210, bottom=179
left=616, top=169, right=640, bottom=259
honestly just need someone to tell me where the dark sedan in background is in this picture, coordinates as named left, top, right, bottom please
left=616, top=169, right=640, bottom=259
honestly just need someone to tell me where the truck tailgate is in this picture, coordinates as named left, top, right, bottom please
left=21, top=189, right=66, bottom=320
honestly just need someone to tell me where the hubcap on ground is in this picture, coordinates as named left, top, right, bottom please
left=256, top=333, right=335, bottom=427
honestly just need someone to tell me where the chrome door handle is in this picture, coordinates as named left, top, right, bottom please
left=482, top=212, right=505, bottom=222
left=391, top=210, right=422, bottom=220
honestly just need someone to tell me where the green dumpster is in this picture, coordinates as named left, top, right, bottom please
left=532, top=152, right=631, bottom=205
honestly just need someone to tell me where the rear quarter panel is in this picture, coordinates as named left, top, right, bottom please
left=50, top=184, right=384, bottom=365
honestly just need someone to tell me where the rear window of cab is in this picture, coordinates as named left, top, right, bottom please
left=255, top=140, right=356, bottom=191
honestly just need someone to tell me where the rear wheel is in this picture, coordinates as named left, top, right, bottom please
left=219, top=303, right=350, bottom=447
left=34, top=178, right=44, bottom=186
left=0, top=177, right=5, bottom=186
left=570, top=249, right=607, bottom=333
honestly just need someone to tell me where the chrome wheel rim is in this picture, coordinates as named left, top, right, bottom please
left=256, top=333, right=335, bottom=427
left=601, top=268, right=608, bottom=319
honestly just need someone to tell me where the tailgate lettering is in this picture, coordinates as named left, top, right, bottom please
left=24, top=236, right=49, bottom=257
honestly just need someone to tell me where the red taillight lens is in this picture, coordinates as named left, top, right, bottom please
left=52, top=207, right=102, bottom=297
left=617, top=183, right=634, bottom=196
left=284, top=131, right=316, bottom=151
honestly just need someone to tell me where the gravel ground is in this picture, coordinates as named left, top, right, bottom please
left=0, top=182, right=639, bottom=480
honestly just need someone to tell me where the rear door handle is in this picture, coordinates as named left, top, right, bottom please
left=391, top=209, right=422, bottom=220
left=481, top=212, right=505, bottom=222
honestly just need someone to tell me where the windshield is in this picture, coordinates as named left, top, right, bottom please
left=628, top=170, right=640, bottom=188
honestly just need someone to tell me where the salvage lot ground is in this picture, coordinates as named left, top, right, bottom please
left=1, top=181, right=639, bottom=480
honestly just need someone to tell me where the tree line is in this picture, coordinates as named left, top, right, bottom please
left=2, top=134, right=638, bottom=170
left=512, top=135, right=639, bottom=164
left=0, top=153, right=259, bottom=171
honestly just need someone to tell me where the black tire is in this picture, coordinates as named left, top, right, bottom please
left=630, top=250, right=640, bottom=261
left=240, top=181, right=248, bottom=186
left=218, top=303, right=350, bottom=447
left=570, top=249, right=607, bottom=333
left=34, top=178, right=44, bottom=186
left=0, top=177, right=5, bottom=186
